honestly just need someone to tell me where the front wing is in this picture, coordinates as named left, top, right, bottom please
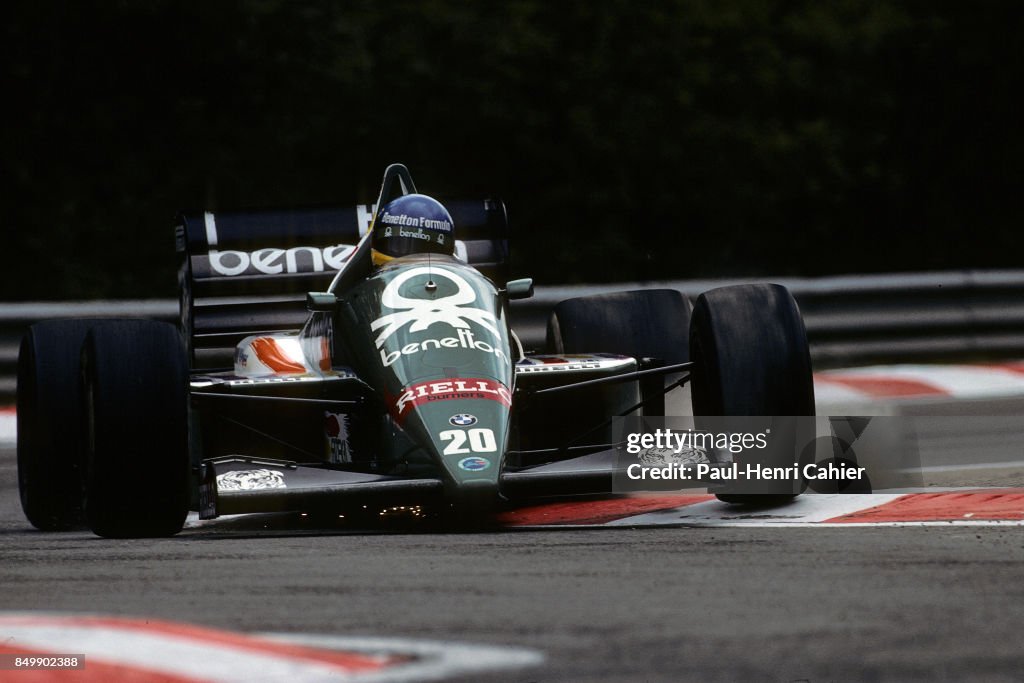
left=198, top=450, right=625, bottom=519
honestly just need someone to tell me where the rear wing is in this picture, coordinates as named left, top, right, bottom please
left=177, top=199, right=510, bottom=369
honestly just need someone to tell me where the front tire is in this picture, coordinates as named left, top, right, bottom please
left=82, top=320, right=190, bottom=538
left=689, top=284, right=815, bottom=504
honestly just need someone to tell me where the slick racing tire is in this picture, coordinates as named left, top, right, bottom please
left=548, top=289, right=692, bottom=365
left=689, top=284, right=815, bottom=505
left=547, top=289, right=692, bottom=417
left=82, top=320, right=190, bottom=538
left=17, top=320, right=98, bottom=531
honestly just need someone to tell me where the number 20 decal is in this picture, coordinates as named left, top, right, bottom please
left=440, top=428, right=497, bottom=455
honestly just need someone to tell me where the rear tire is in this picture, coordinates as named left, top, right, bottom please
left=82, top=320, right=190, bottom=538
left=17, top=320, right=96, bottom=530
left=548, top=289, right=692, bottom=417
left=689, top=284, right=814, bottom=505
left=547, top=289, right=692, bottom=365
left=532, top=289, right=693, bottom=451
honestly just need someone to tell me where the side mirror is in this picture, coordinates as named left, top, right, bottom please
left=306, top=292, right=338, bottom=312
left=505, top=278, right=534, bottom=300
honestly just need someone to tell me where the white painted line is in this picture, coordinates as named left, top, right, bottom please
left=0, top=409, right=15, bottom=445
left=903, top=460, right=1024, bottom=473
left=0, top=614, right=543, bottom=683
left=1, top=622, right=366, bottom=682
left=813, top=381, right=873, bottom=403
left=262, top=634, right=545, bottom=683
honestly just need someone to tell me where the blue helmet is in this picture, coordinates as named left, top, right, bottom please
left=371, top=194, right=455, bottom=265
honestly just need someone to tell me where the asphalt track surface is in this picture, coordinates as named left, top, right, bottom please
left=4, top=444, right=1024, bottom=682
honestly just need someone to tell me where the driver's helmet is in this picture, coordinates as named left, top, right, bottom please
left=371, top=193, right=455, bottom=266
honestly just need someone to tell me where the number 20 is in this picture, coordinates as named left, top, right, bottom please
left=440, top=428, right=497, bottom=455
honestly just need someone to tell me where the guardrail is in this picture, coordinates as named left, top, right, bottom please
left=3, top=270, right=1023, bottom=402
left=511, top=269, right=1024, bottom=368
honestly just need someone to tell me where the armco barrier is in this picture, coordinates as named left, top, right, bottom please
left=510, top=270, right=1024, bottom=368
left=2, top=270, right=1023, bottom=402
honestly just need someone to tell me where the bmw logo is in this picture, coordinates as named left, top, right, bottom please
left=449, top=413, right=477, bottom=426
left=458, top=457, right=491, bottom=472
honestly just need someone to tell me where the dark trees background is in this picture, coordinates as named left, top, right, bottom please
left=4, top=1, right=1022, bottom=299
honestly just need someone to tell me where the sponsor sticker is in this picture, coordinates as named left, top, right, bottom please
left=378, top=328, right=508, bottom=367
left=391, top=378, right=512, bottom=421
left=208, top=244, right=355, bottom=277
left=516, top=362, right=601, bottom=373
left=324, top=412, right=352, bottom=464
left=458, top=457, right=491, bottom=472
left=449, top=413, right=478, bottom=426
left=379, top=210, right=453, bottom=233
left=216, top=469, right=286, bottom=491
left=371, top=266, right=501, bottom=350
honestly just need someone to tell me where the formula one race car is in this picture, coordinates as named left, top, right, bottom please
left=17, top=164, right=815, bottom=537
